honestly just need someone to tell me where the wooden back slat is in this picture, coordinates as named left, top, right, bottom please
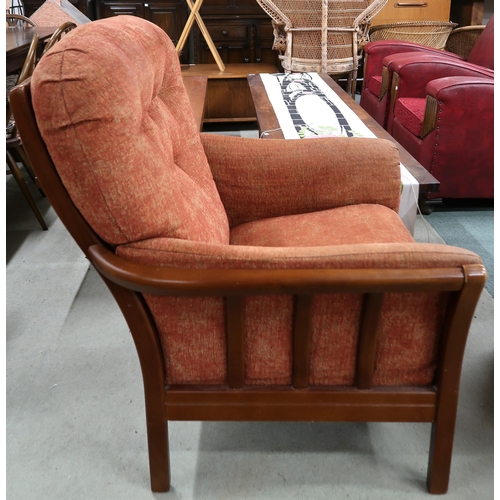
left=356, top=292, right=385, bottom=389
left=293, top=294, right=313, bottom=388
left=226, top=296, right=246, bottom=389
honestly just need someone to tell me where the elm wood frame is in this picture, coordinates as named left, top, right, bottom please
left=11, top=78, right=486, bottom=495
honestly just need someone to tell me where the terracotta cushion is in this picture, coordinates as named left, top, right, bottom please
left=202, top=134, right=402, bottom=227
left=230, top=204, right=413, bottom=247
left=394, top=97, right=425, bottom=137
left=31, top=16, right=230, bottom=246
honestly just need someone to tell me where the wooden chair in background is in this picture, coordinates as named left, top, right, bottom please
left=6, top=13, right=37, bottom=27
left=42, top=21, right=77, bottom=53
left=6, top=32, right=48, bottom=230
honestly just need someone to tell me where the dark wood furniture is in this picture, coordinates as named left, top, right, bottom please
left=248, top=72, right=440, bottom=200
left=450, top=0, right=485, bottom=26
left=6, top=26, right=57, bottom=73
left=95, top=0, right=280, bottom=67
left=182, top=63, right=277, bottom=122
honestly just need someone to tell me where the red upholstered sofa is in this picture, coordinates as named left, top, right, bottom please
left=360, top=16, right=494, bottom=206
left=11, top=15, right=486, bottom=494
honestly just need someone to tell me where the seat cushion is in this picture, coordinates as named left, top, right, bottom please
left=394, top=97, right=426, bottom=137
left=367, top=75, right=383, bottom=97
left=230, top=204, right=413, bottom=247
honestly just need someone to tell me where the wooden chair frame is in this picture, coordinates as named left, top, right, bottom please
left=43, top=21, right=78, bottom=54
left=10, top=78, right=486, bottom=494
left=6, top=13, right=37, bottom=28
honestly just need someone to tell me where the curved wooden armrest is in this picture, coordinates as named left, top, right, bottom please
left=87, top=244, right=482, bottom=297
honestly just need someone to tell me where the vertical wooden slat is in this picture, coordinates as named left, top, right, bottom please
left=356, top=292, right=385, bottom=390
left=226, top=296, right=245, bottom=389
left=293, top=295, right=314, bottom=389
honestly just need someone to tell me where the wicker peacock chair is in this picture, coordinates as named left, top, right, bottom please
left=257, top=0, right=388, bottom=97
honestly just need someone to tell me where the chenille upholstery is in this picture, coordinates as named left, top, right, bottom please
left=15, top=15, right=486, bottom=493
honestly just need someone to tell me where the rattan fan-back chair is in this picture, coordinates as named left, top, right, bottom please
left=256, top=0, right=388, bottom=97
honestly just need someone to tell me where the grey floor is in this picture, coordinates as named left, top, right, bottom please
left=6, top=150, right=494, bottom=499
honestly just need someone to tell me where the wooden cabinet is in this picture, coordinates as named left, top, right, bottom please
left=450, top=0, right=485, bottom=26
left=95, top=0, right=279, bottom=66
left=371, top=1, right=452, bottom=25
left=97, top=0, right=188, bottom=58
left=192, top=4, right=277, bottom=65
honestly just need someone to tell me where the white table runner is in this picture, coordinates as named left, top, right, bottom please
left=260, top=72, right=418, bottom=235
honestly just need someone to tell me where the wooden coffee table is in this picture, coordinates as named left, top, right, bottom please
left=247, top=73, right=440, bottom=209
left=182, top=75, right=208, bottom=131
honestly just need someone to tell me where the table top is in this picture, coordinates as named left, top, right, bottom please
left=182, top=75, right=208, bottom=132
left=247, top=73, right=439, bottom=194
left=6, top=26, right=58, bottom=55
left=6, top=26, right=58, bottom=74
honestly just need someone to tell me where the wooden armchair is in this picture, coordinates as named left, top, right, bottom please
left=11, top=16, right=486, bottom=494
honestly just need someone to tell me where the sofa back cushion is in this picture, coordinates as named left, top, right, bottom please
left=468, top=15, right=494, bottom=70
left=31, top=16, right=230, bottom=245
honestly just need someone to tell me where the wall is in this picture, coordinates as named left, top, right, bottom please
left=483, top=0, right=493, bottom=22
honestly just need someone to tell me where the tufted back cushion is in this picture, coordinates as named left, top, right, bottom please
left=31, top=16, right=230, bottom=245
left=468, top=15, right=494, bottom=70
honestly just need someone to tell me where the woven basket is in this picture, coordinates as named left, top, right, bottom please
left=445, top=25, right=485, bottom=58
left=369, top=21, right=457, bottom=50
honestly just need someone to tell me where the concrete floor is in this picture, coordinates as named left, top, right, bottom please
left=6, top=173, right=494, bottom=499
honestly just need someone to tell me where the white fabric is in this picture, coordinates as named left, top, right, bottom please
left=260, top=72, right=418, bottom=235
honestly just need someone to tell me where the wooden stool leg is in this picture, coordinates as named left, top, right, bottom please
left=7, top=151, right=48, bottom=230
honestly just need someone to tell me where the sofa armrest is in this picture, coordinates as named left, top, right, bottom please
left=201, top=134, right=401, bottom=227
left=388, top=54, right=494, bottom=99
left=362, top=41, right=463, bottom=90
left=421, top=76, right=494, bottom=148
left=91, top=239, right=485, bottom=294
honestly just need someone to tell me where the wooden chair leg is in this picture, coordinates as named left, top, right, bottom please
left=14, top=144, right=46, bottom=197
left=347, top=68, right=358, bottom=99
left=7, top=151, right=48, bottom=230
left=426, top=408, right=457, bottom=493
left=146, top=413, right=171, bottom=492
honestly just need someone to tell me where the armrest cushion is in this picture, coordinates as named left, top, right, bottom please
left=201, top=134, right=401, bottom=227
left=363, top=41, right=463, bottom=83
left=115, top=237, right=482, bottom=273
left=389, top=54, right=494, bottom=98
left=424, top=76, right=494, bottom=141
left=426, top=75, right=495, bottom=99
